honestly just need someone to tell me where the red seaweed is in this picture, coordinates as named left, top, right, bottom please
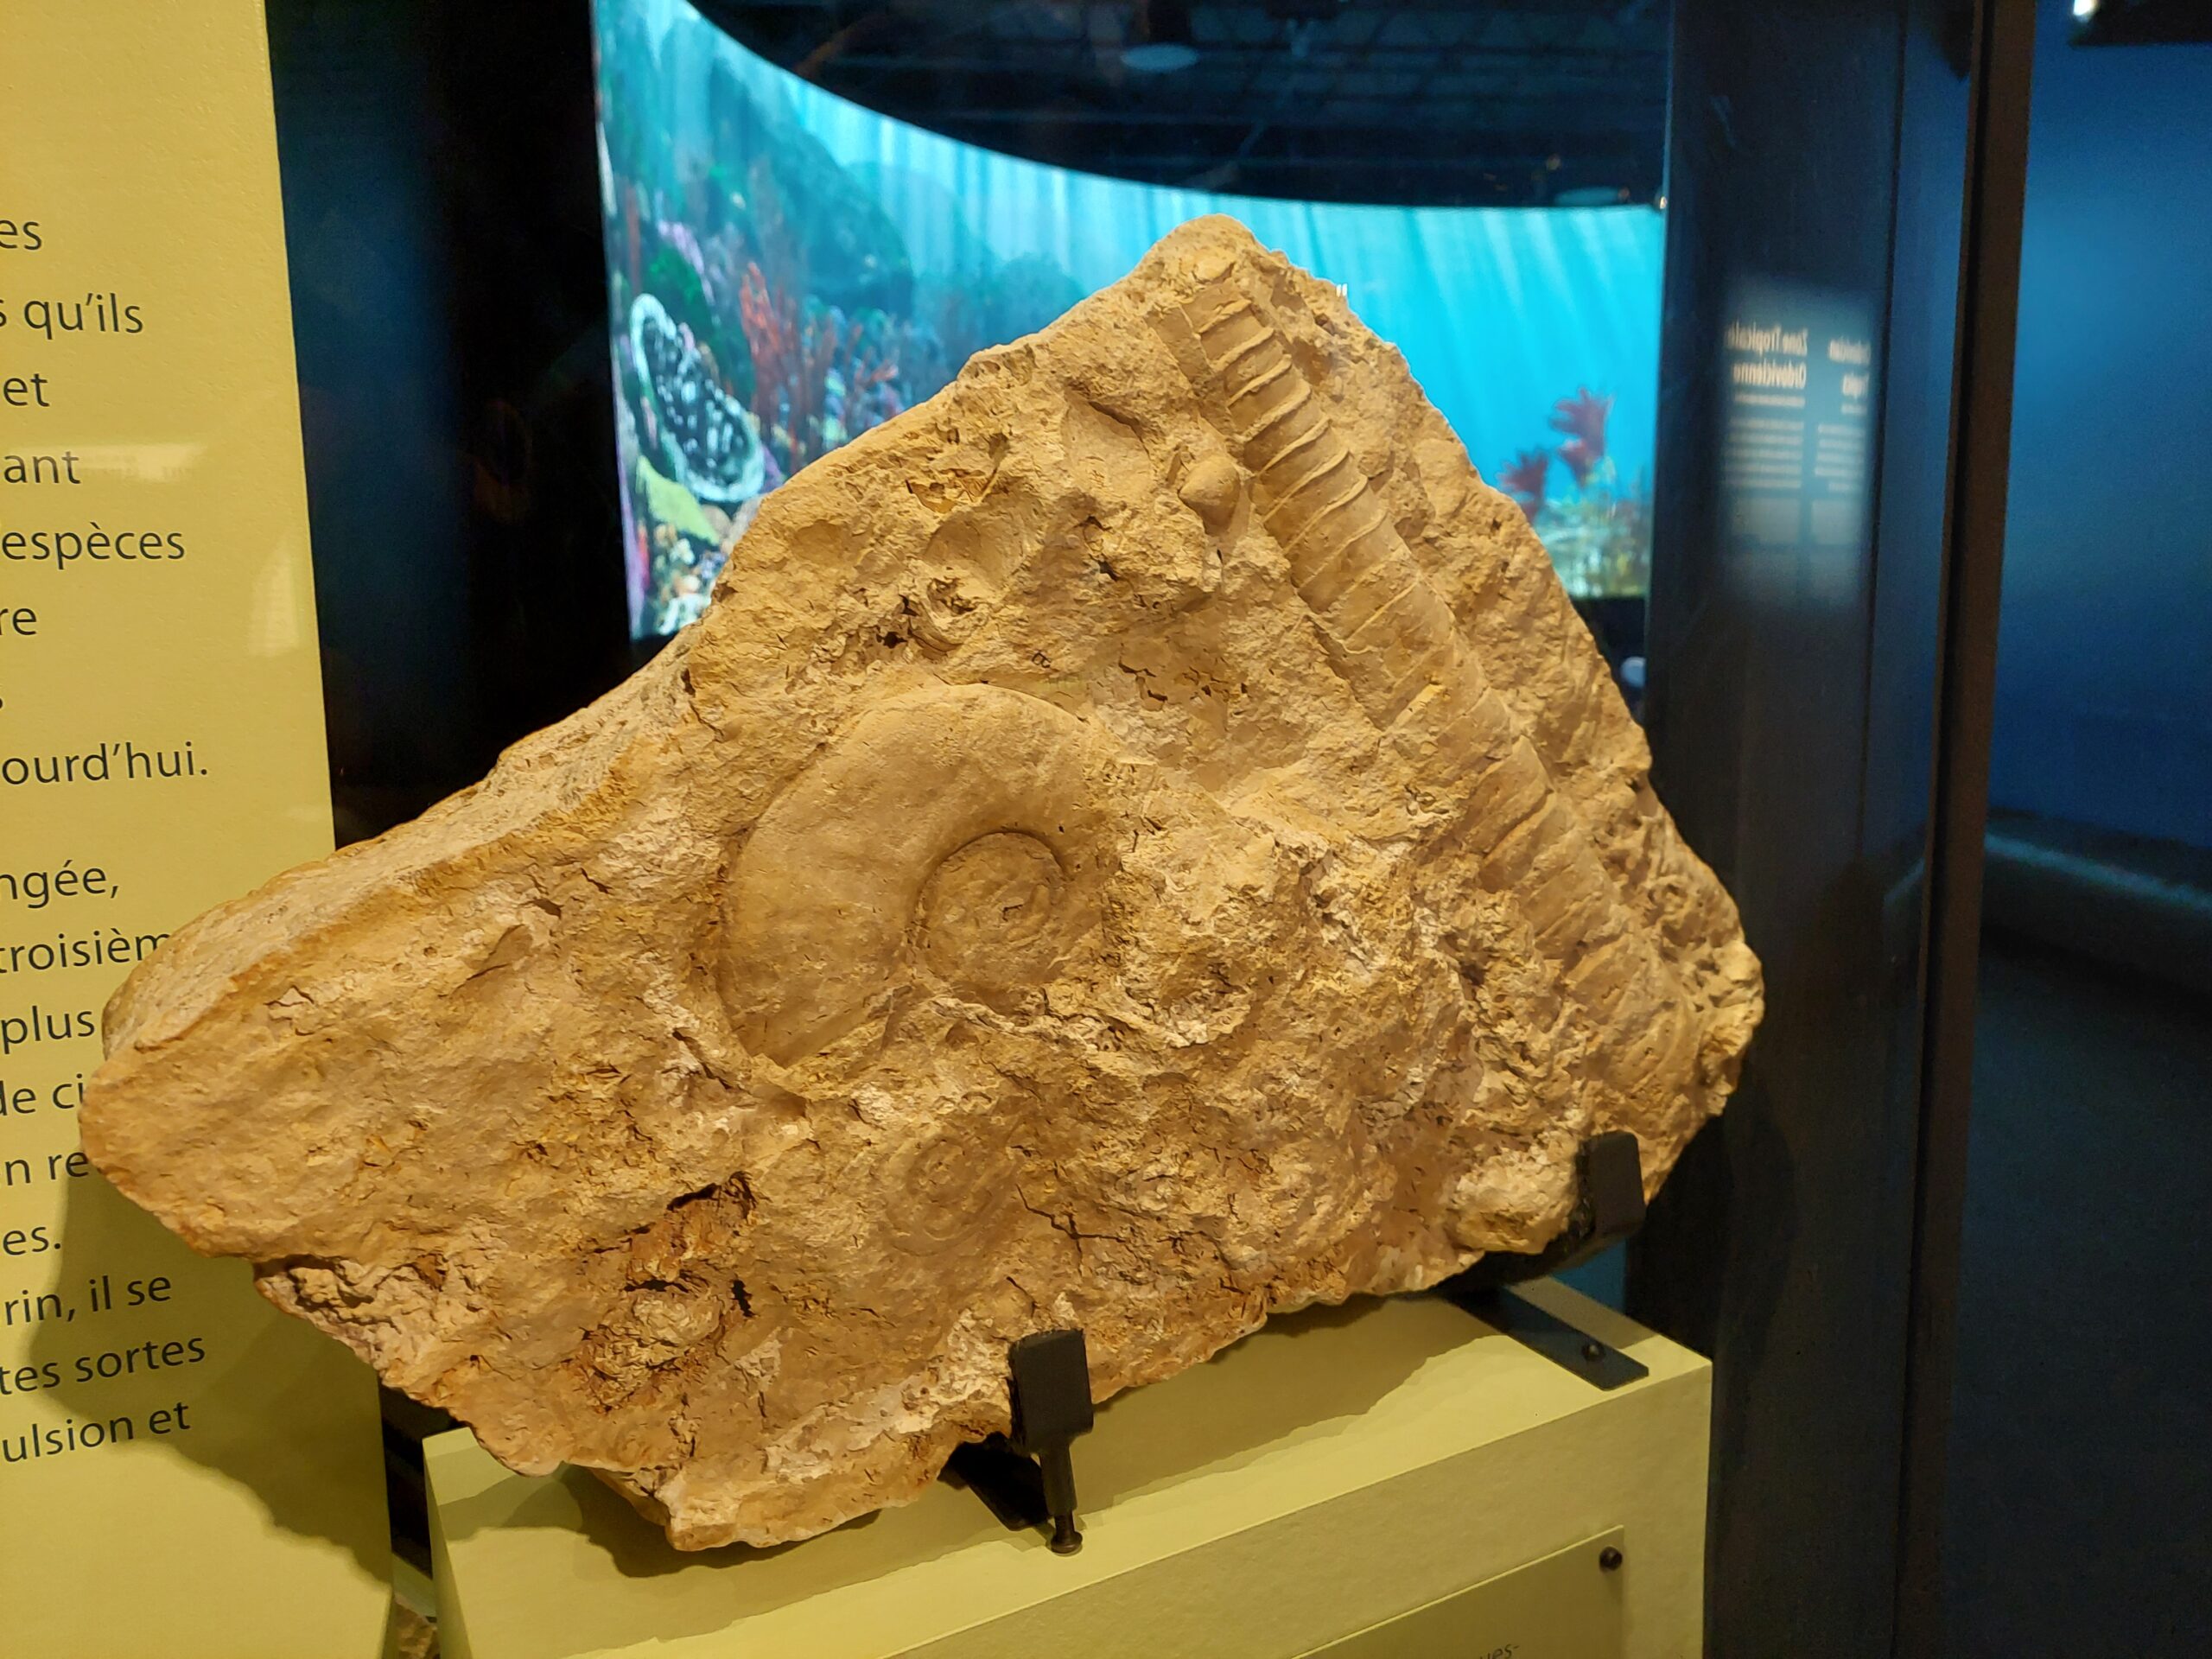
left=1501, top=448, right=1551, bottom=513
left=1548, top=387, right=1611, bottom=461
left=741, top=260, right=906, bottom=472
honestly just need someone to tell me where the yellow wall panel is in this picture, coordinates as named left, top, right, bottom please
left=0, top=3, right=392, bottom=1651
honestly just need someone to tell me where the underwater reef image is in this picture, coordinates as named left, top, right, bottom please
left=594, top=0, right=1664, bottom=636
left=1500, top=387, right=1652, bottom=599
left=594, top=1, right=1072, bottom=632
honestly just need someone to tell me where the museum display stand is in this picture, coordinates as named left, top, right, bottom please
left=427, top=1278, right=1708, bottom=1658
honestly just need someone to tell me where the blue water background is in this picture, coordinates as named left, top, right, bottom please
left=626, top=0, right=1663, bottom=496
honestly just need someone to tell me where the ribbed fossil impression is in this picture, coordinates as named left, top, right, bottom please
left=83, top=218, right=1761, bottom=1549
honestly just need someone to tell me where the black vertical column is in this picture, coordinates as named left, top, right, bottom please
left=266, top=0, right=630, bottom=842
left=1894, top=2, right=2036, bottom=1651
left=1629, top=0, right=1990, bottom=1651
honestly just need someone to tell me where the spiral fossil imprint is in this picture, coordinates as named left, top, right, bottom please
left=725, top=681, right=1133, bottom=1063
left=79, top=217, right=1761, bottom=1550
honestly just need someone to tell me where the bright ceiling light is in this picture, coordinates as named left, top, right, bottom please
left=1125, top=0, right=1201, bottom=74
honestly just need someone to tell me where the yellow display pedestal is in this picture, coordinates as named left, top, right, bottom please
left=428, top=1279, right=1708, bottom=1659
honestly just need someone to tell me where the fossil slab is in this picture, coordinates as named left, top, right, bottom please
left=85, top=218, right=1761, bottom=1549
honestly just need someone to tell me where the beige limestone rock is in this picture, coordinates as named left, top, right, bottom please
left=83, top=217, right=1762, bottom=1550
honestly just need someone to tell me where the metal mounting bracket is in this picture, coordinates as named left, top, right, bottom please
left=1436, top=1131, right=1652, bottom=1390
left=946, top=1327, right=1096, bottom=1554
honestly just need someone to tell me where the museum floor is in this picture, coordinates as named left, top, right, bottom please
left=1943, top=933, right=2212, bottom=1656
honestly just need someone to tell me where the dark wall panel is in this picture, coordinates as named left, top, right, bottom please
left=1630, top=0, right=1972, bottom=1649
left=267, top=0, right=630, bottom=842
left=1989, top=3, right=2212, bottom=848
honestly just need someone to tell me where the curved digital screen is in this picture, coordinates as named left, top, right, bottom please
left=594, top=0, right=1663, bottom=637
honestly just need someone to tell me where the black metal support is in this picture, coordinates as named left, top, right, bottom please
left=1449, top=1282, right=1651, bottom=1390
left=1434, top=1132, right=1652, bottom=1389
left=1449, top=1131, right=1649, bottom=1292
left=947, top=1327, right=1095, bottom=1554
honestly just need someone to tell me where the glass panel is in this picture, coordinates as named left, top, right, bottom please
left=245, top=3, right=1995, bottom=1649
left=1946, top=5, right=2212, bottom=1652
